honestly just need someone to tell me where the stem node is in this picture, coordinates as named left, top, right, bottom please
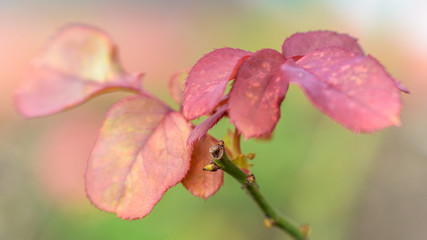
left=246, top=174, right=255, bottom=185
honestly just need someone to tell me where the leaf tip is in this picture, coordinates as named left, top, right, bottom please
left=397, top=83, right=410, bottom=94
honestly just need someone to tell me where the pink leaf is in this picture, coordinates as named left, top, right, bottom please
left=168, top=67, right=190, bottom=106
left=182, top=48, right=252, bottom=120
left=182, top=135, right=223, bottom=199
left=85, top=95, right=192, bottom=219
left=282, top=31, right=364, bottom=59
left=281, top=47, right=403, bottom=132
left=229, top=49, right=288, bottom=139
left=14, top=23, right=143, bottom=118
left=187, top=104, right=228, bottom=145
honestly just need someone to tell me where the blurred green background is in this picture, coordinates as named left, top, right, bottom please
left=1, top=0, right=426, bottom=239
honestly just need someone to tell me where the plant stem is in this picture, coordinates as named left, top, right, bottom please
left=209, top=142, right=308, bottom=240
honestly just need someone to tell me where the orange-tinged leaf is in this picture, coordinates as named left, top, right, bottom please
left=182, top=135, right=223, bottom=199
left=229, top=49, right=288, bottom=139
left=85, top=95, right=192, bottom=219
left=14, top=23, right=143, bottom=118
left=182, top=48, right=252, bottom=120
left=281, top=47, right=403, bottom=132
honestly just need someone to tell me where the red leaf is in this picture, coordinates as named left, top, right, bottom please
left=282, top=31, right=364, bottom=59
left=187, top=104, right=228, bottom=145
left=85, top=95, right=192, bottom=219
left=14, top=23, right=143, bottom=118
left=229, top=49, right=288, bottom=139
left=281, top=47, right=403, bottom=132
left=182, top=135, right=223, bottom=199
left=168, top=67, right=190, bottom=106
left=182, top=48, right=252, bottom=120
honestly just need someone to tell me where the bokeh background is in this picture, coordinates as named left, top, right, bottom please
left=1, top=0, right=426, bottom=239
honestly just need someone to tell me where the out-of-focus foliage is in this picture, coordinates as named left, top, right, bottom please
left=14, top=25, right=144, bottom=118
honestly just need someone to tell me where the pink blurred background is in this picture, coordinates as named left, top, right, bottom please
left=1, top=1, right=426, bottom=239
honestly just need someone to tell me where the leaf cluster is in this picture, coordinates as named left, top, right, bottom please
left=14, top=24, right=407, bottom=219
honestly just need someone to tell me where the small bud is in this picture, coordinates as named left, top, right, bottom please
left=264, top=218, right=274, bottom=228
left=246, top=153, right=256, bottom=159
left=203, top=163, right=221, bottom=172
left=300, top=224, right=311, bottom=237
